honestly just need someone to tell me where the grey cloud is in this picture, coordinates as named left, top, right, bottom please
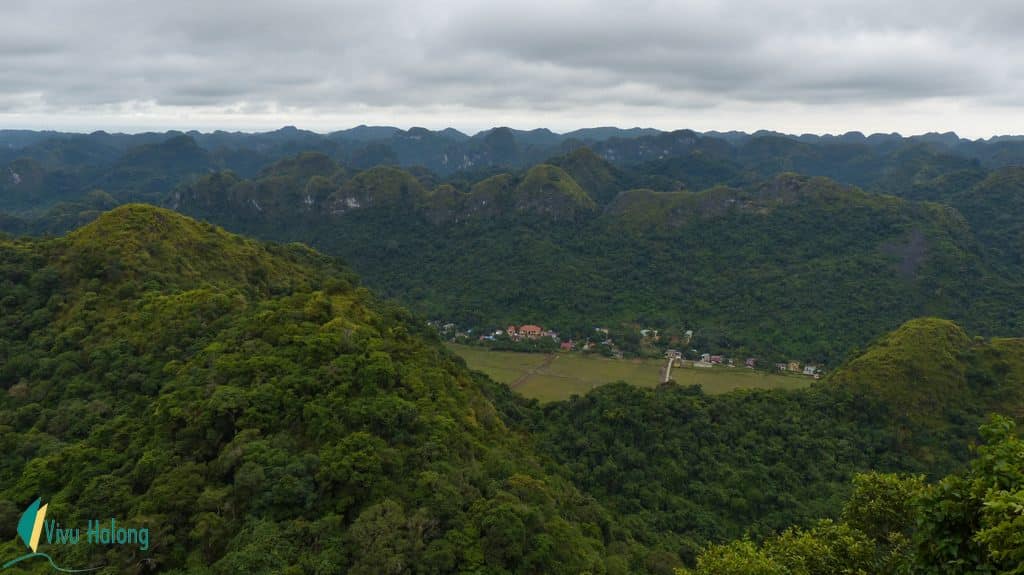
left=0, top=0, right=1021, bottom=135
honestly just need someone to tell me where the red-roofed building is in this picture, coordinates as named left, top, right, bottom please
left=560, top=341, right=574, bottom=351
left=519, top=325, right=543, bottom=339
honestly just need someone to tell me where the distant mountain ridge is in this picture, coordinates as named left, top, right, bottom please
left=3, top=124, right=1024, bottom=363
left=4, top=124, right=1023, bottom=216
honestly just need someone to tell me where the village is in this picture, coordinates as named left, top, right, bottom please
left=430, top=320, right=825, bottom=380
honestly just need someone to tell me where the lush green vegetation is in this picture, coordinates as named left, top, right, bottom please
left=448, top=344, right=807, bottom=403
left=1, top=206, right=1022, bottom=574
left=0, top=206, right=622, bottom=573
left=168, top=156, right=1023, bottom=365
left=3, top=128, right=1024, bottom=573
left=676, top=416, right=1024, bottom=574
left=509, top=317, right=1024, bottom=567
left=4, top=127, right=1024, bottom=367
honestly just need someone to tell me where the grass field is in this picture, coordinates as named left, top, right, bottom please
left=448, top=344, right=811, bottom=402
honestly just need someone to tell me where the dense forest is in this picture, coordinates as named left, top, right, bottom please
left=5, top=125, right=1024, bottom=212
left=3, top=127, right=1024, bottom=365
left=2, top=128, right=1024, bottom=572
left=0, top=206, right=617, bottom=573
left=153, top=151, right=1022, bottom=365
left=1, top=206, right=1022, bottom=573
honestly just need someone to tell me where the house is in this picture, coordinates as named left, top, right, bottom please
left=560, top=341, right=574, bottom=351
left=788, top=361, right=801, bottom=372
left=745, top=358, right=756, bottom=369
left=519, top=325, right=543, bottom=339
left=776, top=362, right=788, bottom=371
left=507, top=325, right=518, bottom=339
left=666, top=349, right=683, bottom=360
left=700, top=353, right=711, bottom=363
left=803, top=365, right=817, bottom=376
left=709, top=355, right=724, bottom=365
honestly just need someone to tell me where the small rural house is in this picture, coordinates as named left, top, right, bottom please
left=519, top=325, right=543, bottom=339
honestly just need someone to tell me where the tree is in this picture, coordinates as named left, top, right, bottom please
left=913, top=415, right=1024, bottom=574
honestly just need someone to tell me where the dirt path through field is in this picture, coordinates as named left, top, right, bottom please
left=510, top=353, right=557, bottom=388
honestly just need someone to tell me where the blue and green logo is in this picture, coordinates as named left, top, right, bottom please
left=4, top=498, right=150, bottom=572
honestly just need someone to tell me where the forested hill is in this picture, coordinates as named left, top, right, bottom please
left=0, top=205, right=621, bottom=573
left=525, top=317, right=1024, bottom=569
left=4, top=125, right=1024, bottom=213
left=1, top=206, right=1022, bottom=574
left=3, top=128, right=1024, bottom=364
left=162, top=155, right=1024, bottom=364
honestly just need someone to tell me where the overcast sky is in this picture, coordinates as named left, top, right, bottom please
left=1, top=0, right=1021, bottom=138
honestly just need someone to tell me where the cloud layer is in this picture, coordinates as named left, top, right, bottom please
left=1, top=0, right=1021, bottom=136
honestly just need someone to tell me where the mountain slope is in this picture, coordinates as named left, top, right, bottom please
left=525, top=318, right=1024, bottom=563
left=2, top=206, right=1022, bottom=573
left=0, top=205, right=625, bottom=574
left=172, top=165, right=1016, bottom=362
left=549, top=147, right=626, bottom=204
left=948, top=167, right=1024, bottom=269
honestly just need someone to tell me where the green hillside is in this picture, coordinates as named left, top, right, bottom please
left=523, top=317, right=1024, bottom=564
left=1, top=206, right=1022, bottom=574
left=167, top=162, right=1022, bottom=364
left=0, top=206, right=618, bottom=573
left=677, top=416, right=1024, bottom=574
left=948, top=167, right=1024, bottom=270
left=549, top=147, right=626, bottom=205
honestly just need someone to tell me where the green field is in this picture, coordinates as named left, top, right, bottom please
left=448, top=344, right=811, bottom=402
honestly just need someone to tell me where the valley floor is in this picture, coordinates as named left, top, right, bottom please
left=448, top=344, right=810, bottom=402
